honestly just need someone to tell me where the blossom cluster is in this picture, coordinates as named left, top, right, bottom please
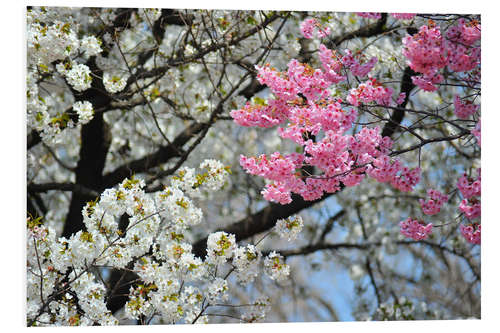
left=103, top=72, right=128, bottom=94
left=341, top=50, right=378, bottom=77
left=460, top=224, right=481, bottom=245
left=231, top=42, right=420, bottom=205
left=264, top=251, right=291, bottom=282
left=391, top=13, right=416, bottom=20
left=419, top=189, right=449, bottom=215
left=402, top=23, right=447, bottom=92
left=26, top=10, right=105, bottom=144
left=356, top=13, right=382, bottom=19
left=399, top=217, right=433, bottom=241
left=457, top=170, right=481, bottom=221
left=72, top=101, right=94, bottom=124
left=402, top=20, right=481, bottom=92
left=300, top=18, right=330, bottom=39
left=347, top=77, right=395, bottom=106
left=27, top=157, right=293, bottom=325
left=275, top=215, right=304, bottom=241
left=453, top=95, right=479, bottom=119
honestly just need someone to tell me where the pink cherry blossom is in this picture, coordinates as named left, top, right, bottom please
left=356, top=12, right=382, bottom=19
left=300, top=18, right=330, bottom=39
left=341, top=49, right=378, bottom=77
left=419, top=189, right=448, bottom=215
left=391, top=13, right=416, bottom=20
left=453, top=95, right=479, bottom=119
left=457, top=171, right=481, bottom=199
left=400, top=217, right=433, bottom=240
left=460, top=224, right=481, bottom=244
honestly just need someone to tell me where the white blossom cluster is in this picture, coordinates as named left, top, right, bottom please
left=27, top=158, right=290, bottom=326
left=169, top=160, right=230, bottom=199
left=72, top=101, right=94, bottom=124
left=275, top=215, right=304, bottom=241
left=65, top=63, right=93, bottom=92
left=103, top=72, right=128, bottom=94
left=27, top=15, right=79, bottom=66
left=80, top=35, right=102, bottom=57
left=373, top=297, right=444, bottom=321
left=240, top=297, right=271, bottom=323
left=263, top=251, right=291, bottom=282
left=232, top=244, right=262, bottom=285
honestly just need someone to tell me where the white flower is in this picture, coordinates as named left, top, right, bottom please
left=206, top=231, right=236, bottom=264
left=72, top=101, right=94, bottom=124
left=263, top=251, right=290, bottom=282
left=275, top=215, right=304, bottom=241
left=241, top=297, right=271, bottom=323
left=207, top=277, right=229, bottom=303
left=80, top=35, right=102, bottom=57
left=156, top=186, right=203, bottom=229
left=233, top=244, right=261, bottom=285
left=198, top=159, right=230, bottom=191
left=66, top=63, right=92, bottom=92
left=103, top=72, right=128, bottom=94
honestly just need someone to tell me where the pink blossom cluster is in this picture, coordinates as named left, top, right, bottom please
left=457, top=170, right=481, bottom=220
left=402, top=19, right=481, bottom=92
left=287, top=59, right=331, bottom=101
left=341, top=49, right=378, bottom=77
left=391, top=166, right=422, bottom=192
left=396, top=92, right=406, bottom=105
left=453, top=95, right=479, bottom=119
left=460, top=224, right=481, bottom=245
left=457, top=171, right=481, bottom=199
left=300, top=18, right=331, bottom=39
left=402, top=23, right=447, bottom=92
left=347, top=78, right=395, bottom=106
left=356, top=12, right=382, bottom=19
left=403, top=23, right=447, bottom=75
left=231, top=39, right=421, bottom=204
left=277, top=99, right=357, bottom=145
left=411, top=73, right=443, bottom=92
left=459, top=199, right=481, bottom=220
left=254, top=64, right=298, bottom=101
left=391, top=13, right=416, bottom=20
left=446, top=19, right=481, bottom=72
left=400, top=217, right=433, bottom=240
left=240, top=152, right=303, bottom=183
left=318, top=44, right=346, bottom=84
left=419, top=189, right=449, bottom=215
left=230, top=99, right=289, bottom=128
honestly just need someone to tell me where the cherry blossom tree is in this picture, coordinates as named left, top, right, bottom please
left=26, top=7, right=480, bottom=326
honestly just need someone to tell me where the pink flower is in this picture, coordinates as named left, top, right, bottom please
left=400, top=217, right=433, bottom=240
left=391, top=167, right=421, bottom=192
left=341, top=49, right=378, bottom=77
left=391, top=13, right=416, bottom=20
left=230, top=99, right=289, bottom=128
left=300, top=18, right=330, bottom=39
left=402, top=24, right=447, bottom=77
left=459, top=199, right=481, bottom=219
left=460, top=224, right=481, bottom=245
left=318, top=44, right=346, bottom=84
left=411, top=73, right=443, bottom=92
left=457, top=171, right=481, bottom=199
left=356, top=12, right=382, bottom=19
left=347, top=78, right=394, bottom=106
left=453, top=95, right=479, bottom=119
left=419, top=189, right=448, bottom=215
